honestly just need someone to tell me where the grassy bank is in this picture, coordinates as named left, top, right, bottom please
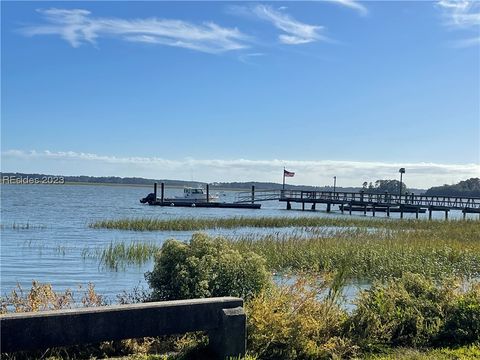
left=87, top=220, right=480, bottom=280
left=230, top=220, right=480, bottom=279
left=89, top=216, right=457, bottom=232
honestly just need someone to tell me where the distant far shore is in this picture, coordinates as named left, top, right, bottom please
left=0, top=172, right=362, bottom=192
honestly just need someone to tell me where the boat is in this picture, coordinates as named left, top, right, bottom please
left=174, top=187, right=219, bottom=203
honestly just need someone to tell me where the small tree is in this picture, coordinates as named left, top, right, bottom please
left=145, top=233, right=271, bottom=301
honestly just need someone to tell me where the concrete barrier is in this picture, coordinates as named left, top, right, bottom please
left=0, top=297, right=246, bottom=359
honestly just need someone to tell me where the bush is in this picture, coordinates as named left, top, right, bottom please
left=246, top=277, right=356, bottom=360
left=439, top=282, right=480, bottom=345
left=347, top=273, right=455, bottom=350
left=145, top=233, right=271, bottom=301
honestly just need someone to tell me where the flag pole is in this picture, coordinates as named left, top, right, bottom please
left=282, top=167, right=285, bottom=190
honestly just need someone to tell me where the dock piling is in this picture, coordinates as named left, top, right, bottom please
left=154, top=183, right=157, bottom=201
left=161, top=183, right=165, bottom=203
left=251, top=186, right=255, bottom=205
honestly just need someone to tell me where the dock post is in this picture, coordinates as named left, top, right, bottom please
left=311, top=203, right=316, bottom=211
left=340, top=204, right=344, bottom=214
left=445, top=210, right=449, bottom=220
left=206, top=184, right=210, bottom=203
left=302, top=202, right=305, bottom=211
left=463, top=209, right=466, bottom=220
left=415, top=209, right=419, bottom=219
left=400, top=205, right=404, bottom=219
left=363, top=205, right=367, bottom=215
left=387, top=206, right=390, bottom=217
left=287, top=201, right=291, bottom=210
left=326, top=203, right=331, bottom=212
left=161, top=183, right=165, bottom=203
left=251, top=186, right=255, bottom=205
left=154, top=183, right=157, bottom=202
left=428, top=207, right=432, bottom=220
left=349, top=203, right=352, bottom=215
left=372, top=205, right=376, bottom=217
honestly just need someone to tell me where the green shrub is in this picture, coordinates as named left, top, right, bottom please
left=145, top=233, right=271, bottom=301
left=246, top=277, right=356, bottom=360
left=439, top=283, right=480, bottom=345
left=347, top=273, right=455, bottom=350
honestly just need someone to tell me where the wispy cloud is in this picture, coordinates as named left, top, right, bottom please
left=437, top=0, right=480, bottom=47
left=324, top=0, right=368, bottom=16
left=251, top=5, right=326, bottom=45
left=20, top=8, right=249, bottom=53
left=3, top=149, right=479, bottom=188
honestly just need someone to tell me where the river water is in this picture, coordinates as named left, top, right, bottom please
left=0, top=184, right=466, bottom=302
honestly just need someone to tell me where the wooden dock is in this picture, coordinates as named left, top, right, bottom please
left=279, top=190, right=480, bottom=219
left=236, top=188, right=480, bottom=219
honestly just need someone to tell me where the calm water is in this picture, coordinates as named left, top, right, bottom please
left=0, top=184, right=466, bottom=302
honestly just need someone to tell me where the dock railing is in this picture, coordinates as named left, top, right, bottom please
left=0, top=297, right=246, bottom=359
left=280, top=190, right=480, bottom=210
left=235, top=189, right=281, bottom=203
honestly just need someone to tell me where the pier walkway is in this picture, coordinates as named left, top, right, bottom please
left=235, top=189, right=480, bottom=219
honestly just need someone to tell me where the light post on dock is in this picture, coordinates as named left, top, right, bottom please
left=399, top=168, right=405, bottom=198
left=333, top=176, right=336, bottom=194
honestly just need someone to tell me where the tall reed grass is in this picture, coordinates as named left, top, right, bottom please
left=89, top=216, right=455, bottom=232
left=83, top=241, right=159, bottom=270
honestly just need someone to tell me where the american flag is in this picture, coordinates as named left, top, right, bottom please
left=284, top=169, right=295, bottom=177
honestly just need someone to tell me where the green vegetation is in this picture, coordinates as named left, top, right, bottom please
left=88, top=220, right=480, bottom=281
left=362, top=179, right=407, bottom=194
left=90, top=216, right=445, bottom=232
left=363, top=345, right=480, bottom=359
left=231, top=220, right=480, bottom=280
left=348, top=274, right=480, bottom=350
left=246, top=274, right=480, bottom=360
left=83, top=241, right=158, bottom=270
left=2, top=275, right=480, bottom=359
left=146, top=234, right=271, bottom=301
left=4, top=219, right=480, bottom=359
left=425, top=177, right=480, bottom=197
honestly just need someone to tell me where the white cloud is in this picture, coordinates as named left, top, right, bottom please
left=324, top=0, right=368, bottom=16
left=2, top=149, right=479, bottom=189
left=20, top=8, right=249, bottom=53
left=252, top=5, right=326, bottom=45
left=437, top=0, right=480, bottom=47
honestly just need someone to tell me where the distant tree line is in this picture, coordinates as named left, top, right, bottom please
left=0, top=172, right=195, bottom=187
left=424, top=178, right=480, bottom=197
left=361, top=180, right=408, bottom=195
left=3, top=172, right=478, bottom=196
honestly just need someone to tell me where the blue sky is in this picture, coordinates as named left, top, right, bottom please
left=1, top=1, right=479, bottom=187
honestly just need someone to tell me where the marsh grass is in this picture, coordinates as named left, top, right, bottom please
left=89, top=216, right=447, bottom=232
left=230, top=220, right=480, bottom=280
left=87, top=220, right=480, bottom=281
left=83, top=241, right=159, bottom=270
